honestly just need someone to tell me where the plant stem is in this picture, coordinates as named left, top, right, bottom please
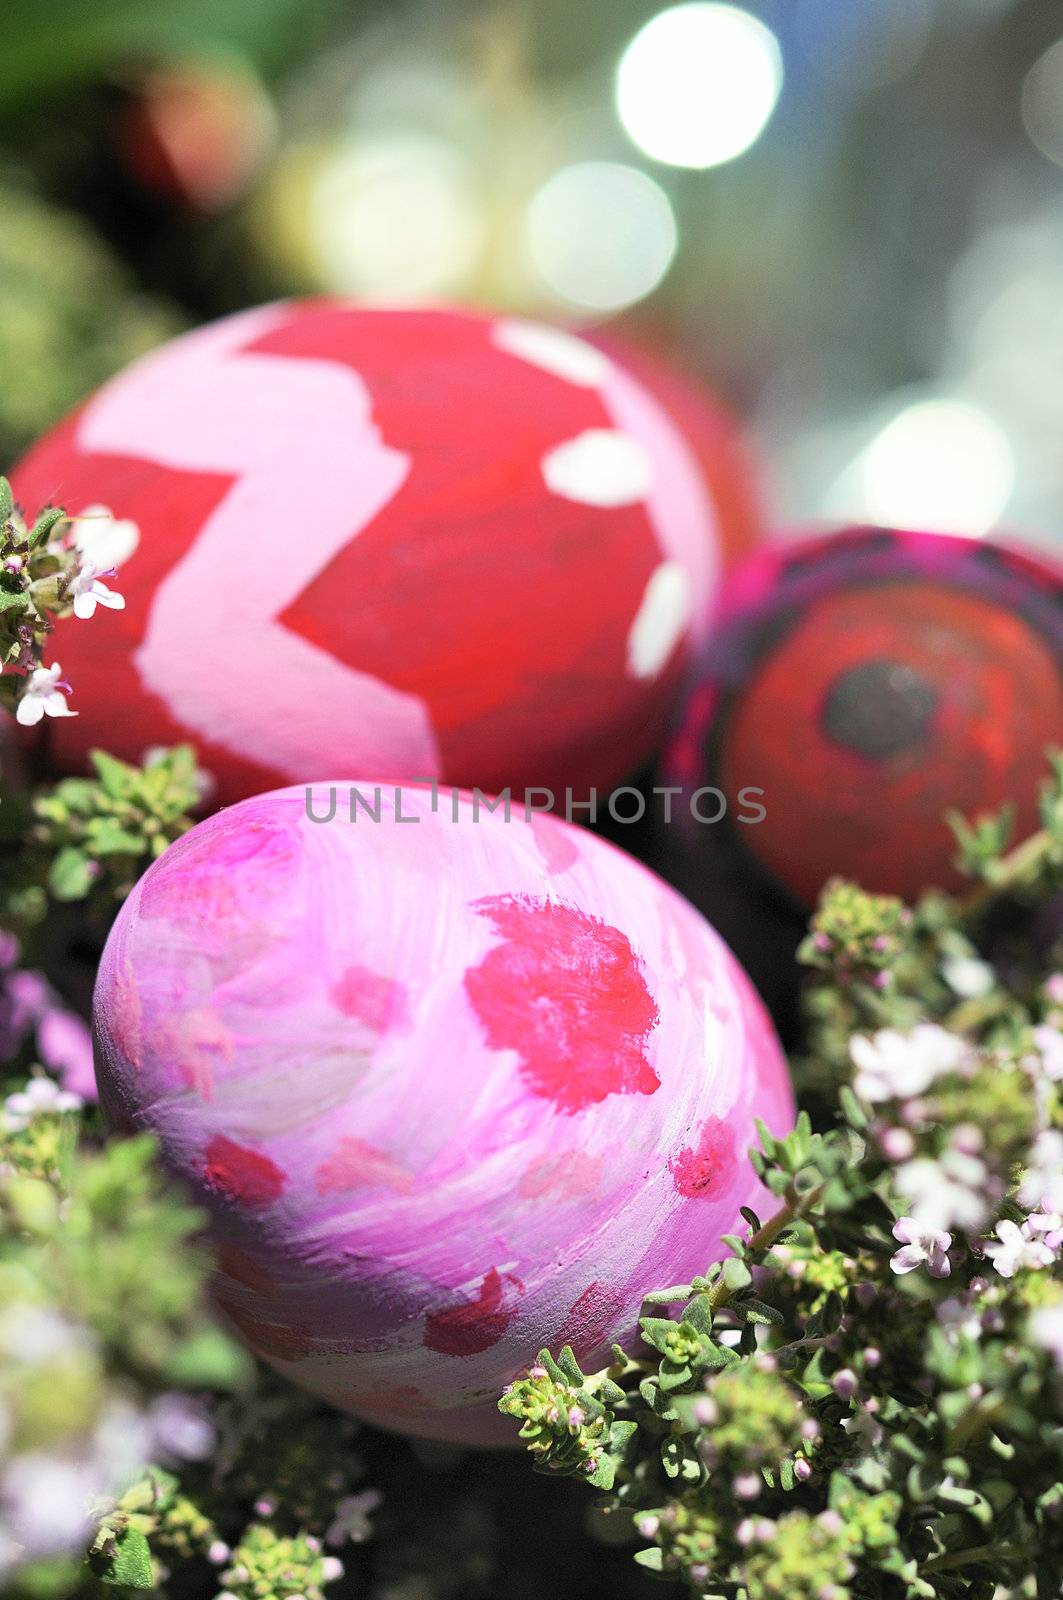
left=957, top=827, right=1055, bottom=921
left=922, top=1541, right=1026, bottom=1574
left=708, top=1183, right=824, bottom=1311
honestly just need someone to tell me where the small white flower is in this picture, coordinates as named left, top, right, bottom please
left=89, top=1398, right=152, bottom=1491
left=68, top=506, right=139, bottom=571
left=1032, top=1024, right=1063, bottom=1083
left=13, top=663, right=76, bottom=727
left=1030, top=1302, right=1063, bottom=1366
left=68, top=563, right=125, bottom=621
left=3, top=1076, right=82, bottom=1132
left=850, top=1024, right=968, bottom=1105
left=0, top=1305, right=88, bottom=1365
left=890, top=1216, right=952, bottom=1278
left=1018, top=1130, right=1063, bottom=1212
left=942, top=955, right=995, bottom=999
left=325, top=1489, right=382, bottom=1547
left=1024, top=1207, right=1063, bottom=1252
left=838, top=1406, right=885, bottom=1450
left=983, top=1218, right=1056, bottom=1279
left=879, top=1127, right=915, bottom=1162
left=1, top=1455, right=95, bottom=1557
left=732, top=1471, right=761, bottom=1500
left=894, top=1147, right=991, bottom=1232
left=936, top=1296, right=982, bottom=1342
left=148, top=1394, right=215, bottom=1461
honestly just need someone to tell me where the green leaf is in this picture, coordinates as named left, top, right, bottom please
left=99, top=1527, right=153, bottom=1588
left=642, top=1283, right=695, bottom=1305
left=698, top=1342, right=741, bottom=1370
left=556, top=1345, right=585, bottom=1386
left=819, top=1290, right=845, bottom=1332
left=164, top=1326, right=253, bottom=1389
left=86, top=820, right=144, bottom=856
left=47, top=778, right=98, bottom=813
left=29, top=506, right=64, bottom=547
left=89, top=748, right=137, bottom=798
left=684, top=1293, right=713, bottom=1335
left=586, top=1454, right=617, bottom=1491
left=739, top=1298, right=784, bottom=1326
left=648, top=1388, right=679, bottom=1421
left=754, top=1118, right=777, bottom=1158
left=48, top=846, right=95, bottom=900
left=0, top=589, right=29, bottom=613
left=838, top=1085, right=868, bottom=1129
left=634, top=1547, right=665, bottom=1571
left=722, top=1257, right=753, bottom=1292
left=657, top=1363, right=693, bottom=1392
left=0, top=477, right=12, bottom=522
left=539, top=1349, right=566, bottom=1385
left=639, top=1316, right=682, bottom=1354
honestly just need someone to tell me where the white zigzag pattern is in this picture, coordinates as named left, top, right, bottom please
left=77, top=305, right=442, bottom=782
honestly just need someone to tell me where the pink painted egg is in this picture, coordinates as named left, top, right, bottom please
left=12, top=301, right=737, bottom=805
left=92, top=784, right=793, bottom=1445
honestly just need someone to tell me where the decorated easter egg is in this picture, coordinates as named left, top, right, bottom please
left=667, top=527, right=1063, bottom=907
left=12, top=301, right=739, bottom=805
left=92, top=783, right=793, bottom=1445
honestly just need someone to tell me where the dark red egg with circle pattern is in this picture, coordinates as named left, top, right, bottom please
left=667, top=527, right=1063, bottom=907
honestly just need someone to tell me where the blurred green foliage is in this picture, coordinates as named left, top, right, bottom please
left=0, top=181, right=180, bottom=465
left=0, top=0, right=346, bottom=111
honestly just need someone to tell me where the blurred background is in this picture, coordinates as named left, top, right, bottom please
left=1, top=0, right=1061, bottom=554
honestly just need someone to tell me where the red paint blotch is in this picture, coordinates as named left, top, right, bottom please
left=423, top=1267, right=521, bottom=1356
left=214, top=1297, right=313, bottom=1361
left=555, top=1280, right=625, bottom=1361
left=161, top=1007, right=233, bottom=1099
left=464, top=895, right=660, bottom=1113
left=315, top=1135, right=414, bottom=1195
left=669, top=1115, right=738, bottom=1199
left=213, top=1241, right=278, bottom=1295
left=530, top=811, right=581, bottom=875
left=518, top=1150, right=602, bottom=1201
left=329, top=965, right=408, bottom=1032
left=204, top=1134, right=287, bottom=1207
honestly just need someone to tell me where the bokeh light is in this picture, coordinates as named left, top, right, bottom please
left=615, top=4, right=782, bottom=170
left=1022, top=38, right=1063, bottom=169
left=855, top=398, right=1016, bottom=538
left=525, top=160, right=677, bottom=312
left=309, top=133, right=484, bottom=299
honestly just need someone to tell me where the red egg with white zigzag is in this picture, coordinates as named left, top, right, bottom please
left=12, top=301, right=748, bottom=802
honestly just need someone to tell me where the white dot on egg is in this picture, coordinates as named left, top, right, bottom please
left=541, top=429, right=653, bottom=507
left=626, top=560, right=693, bottom=678
left=491, top=319, right=612, bottom=388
